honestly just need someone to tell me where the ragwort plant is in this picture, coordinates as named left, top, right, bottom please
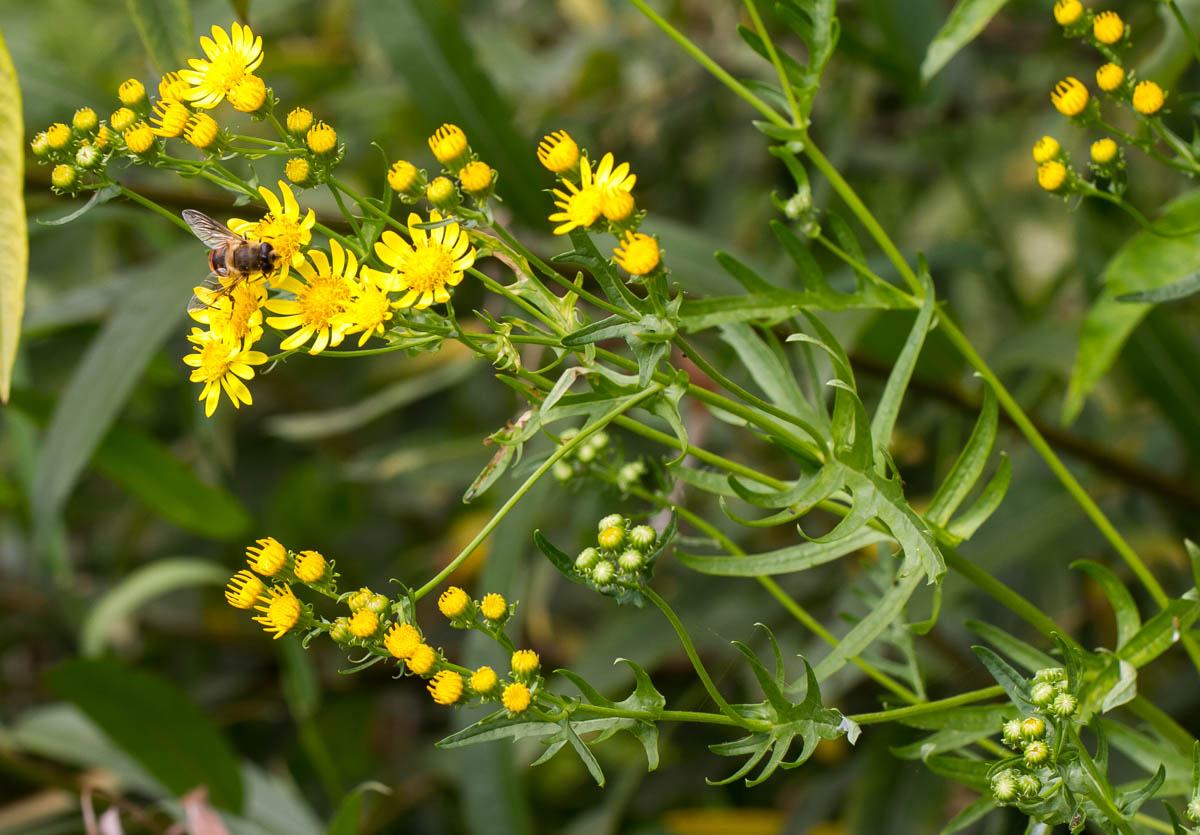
left=29, top=3, right=1200, bottom=831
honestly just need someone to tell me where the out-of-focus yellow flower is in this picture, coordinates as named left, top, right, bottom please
left=370, top=211, right=476, bottom=310
left=50, top=164, right=76, bottom=189
left=72, top=108, right=98, bottom=132
left=159, top=72, right=190, bottom=104
left=1051, top=77, right=1089, bottom=117
left=180, top=22, right=265, bottom=109
left=1132, top=80, right=1165, bottom=114
left=1092, top=11, right=1124, bottom=45
left=286, top=107, right=314, bottom=135
left=124, top=123, right=155, bottom=155
left=110, top=108, right=136, bottom=132
left=407, top=644, right=437, bottom=675
left=1037, top=160, right=1068, bottom=192
left=459, top=160, right=494, bottom=198
left=118, top=78, right=146, bottom=107
left=294, top=550, right=327, bottom=583
left=1096, top=63, right=1125, bottom=92
left=387, top=160, right=423, bottom=198
left=188, top=280, right=265, bottom=345
left=150, top=100, right=190, bottom=138
left=1091, top=138, right=1119, bottom=164
left=45, top=123, right=71, bottom=150
left=537, top=130, right=579, bottom=173
left=285, top=157, right=311, bottom=186
left=1053, top=0, right=1082, bottom=26
left=228, top=74, right=266, bottom=113
left=384, top=623, right=422, bottom=659
left=470, top=666, right=498, bottom=695
left=428, top=671, right=464, bottom=705
left=252, top=584, right=303, bottom=639
left=306, top=122, right=338, bottom=154
left=613, top=231, right=661, bottom=276
left=511, top=649, right=540, bottom=677
left=479, top=593, right=507, bottom=621
left=225, top=570, right=265, bottom=609
left=428, top=123, right=470, bottom=171
left=185, top=113, right=220, bottom=149
left=265, top=239, right=356, bottom=354
left=1032, top=136, right=1059, bottom=164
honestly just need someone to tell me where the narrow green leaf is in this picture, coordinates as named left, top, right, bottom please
left=561, top=315, right=632, bottom=347
left=46, top=658, right=243, bottom=810
left=814, top=572, right=922, bottom=681
left=716, top=322, right=812, bottom=421
left=80, top=558, right=226, bottom=657
left=896, top=703, right=1016, bottom=732
left=939, top=794, right=996, bottom=835
left=677, top=529, right=889, bottom=576
left=326, top=782, right=390, bottom=835
left=1100, top=658, right=1138, bottom=713
left=562, top=720, right=605, bottom=787
left=1118, top=599, right=1200, bottom=668
left=0, top=27, right=25, bottom=403
left=971, top=645, right=1035, bottom=709
left=890, top=727, right=996, bottom=760
left=944, top=453, right=1010, bottom=541
left=920, top=0, right=1010, bottom=83
left=926, top=389, right=998, bottom=525
left=923, top=754, right=991, bottom=792
left=36, top=183, right=120, bottom=227
left=125, top=0, right=194, bottom=76
left=715, top=250, right=778, bottom=293
left=1191, top=539, right=1200, bottom=594
left=1071, top=560, right=1142, bottom=649
left=1117, top=270, right=1200, bottom=303
left=965, top=620, right=1056, bottom=672
left=870, top=276, right=935, bottom=460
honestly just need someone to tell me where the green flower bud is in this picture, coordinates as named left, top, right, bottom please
left=593, top=560, right=615, bottom=584
left=1015, top=773, right=1041, bottom=797
left=629, top=525, right=656, bottom=550
left=1049, top=692, right=1078, bottom=718
left=597, top=524, right=625, bottom=550
left=1034, top=667, right=1066, bottom=684
left=618, top=550, right=643, bottom=572
left=575, top=547, right=599, bottom=572
left=991, top=769, right=1018, bottom=803
left=589, top=431, right=609, bottom=450
left=577, top=444, right=596, bottom=463
left=1002, top=719, right=1023, bottom=747
left=366, top=592, right=390, bottom=614
left=552, top=460, right=575, bottom=482
left=1187, top=797, right=1200, bottom=823
left=598, top=514, right=624, bottom=532
left=1030, top=682, right=1056, bottom=706
left=1024, top=740, right=1050, bottom=766
left=330, top=617, right=353, bottom=644
left=1020, top=716, right=1046, bottom=741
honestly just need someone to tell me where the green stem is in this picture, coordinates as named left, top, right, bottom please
left=1095, top=118, right=1196, bottom=174
left=412, top=385, right=661, bottom=600
left=849, top=686, right=1004, bottom=725
left=328, top=180, right=366, bottom=248
left=471, top=268, right=564, bottom=334
left=573, top=702, right=754, bottom=728
left=743, top=0, right=802, bottom=125
left=1071, top=725, right=1139, bottom=835
left=117, top=186, right=191, bottom=233
left=643, top=586, right=759, bottom=730
left=1168, top=0, right=1200, bottom=66
left=1082, top=186, right=1200, bottom=237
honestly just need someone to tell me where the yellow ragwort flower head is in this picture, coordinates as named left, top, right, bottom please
left=1096, top=62, right=1125, bottom=92
left=50, top=164, right=76, bottom=189
left=228, top=74, right=267, bottom=113
left=425, top=176, right=460, bottom=212
left=1053, top=0, right=1082, bottom=26
left=94, top=125, right=113, bottom=150
left=1032, top=136, right=1060, bottom=164
left=225, top=569, right=265, bottom=609
left=332, top=264, right=396, bottom=347
left=185, top=113, right=220, bottom=150
left=384, top=622, right=422, bottom=659
left=602, top=189, right=635, bottom=223
left=46, top=123, right=71, bottom=150
left=502, top=682, right=532, bottom=713
left=124, top=123, right=155, bottom=155
left=110, top=108, right=136, bottom=133
left=264, top=239, right=356, bottom=354
left=285, top=157, right=311, bottom=186
left=150, top=100, right=190, bottom=138
left=428, top=670, right=464, bottom=705
left=183, top=329, right=268, bottom=416
left=407, top=643, right=437, bottom=675
left=349, top=608, right=380, bottom=638
left=1037, top=160, right=1069, bottom=192
left=471, top=666, right=499, bottom=695
left=294, top=550, right=327, bottom=583
left=118, top=78, right=147, bottom=107
left=387, top=160, right=423, bottom=197
left=537, top=130, right=579, bottom=173
left=598, top=524, right=624, bottom=550
left=1091, top=138, right=1119, bottom=164
left=1133, top=80, right=1165, bottom=114
left=1051, top=77, right=1089, bottom=117
left=286, top=107, right=314, bottom=135
left=30, top=133, right=50, bottom=158
left=590, top=152, right=637, bottom=195
left=159, top=72, right=191, bottom=104
left=438, top=586, right=471, bottom=619
left=549, top=181, right=603, bottom=235
left=458, top=160, right=494, bottom=197
left=613, top=232, right=661, bottom=276
left=180, top=23, right=265, bottom=109
left=1092, top=11, right=1124, bottom=45
left=246, top=536, right=288, bottom=576
left=228, top=181, right=316, bottom=285
left=428, top=123, right=470, bottom=170
left=306, top=122, right=338, bottom=154
left=72, top=108, right=98, bottom=132
left=371, top=210, right=476, bottom=310
left=188, top=280, right=265, bottom=345
left=252, top=584, right=303, bottom=639
left=511, top=649, right=540, bottom=678
left=479, top=593, right=507, bottom=621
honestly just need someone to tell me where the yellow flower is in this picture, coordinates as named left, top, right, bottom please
left=1051, top=77, right=1089, bottom=117
left=537, top=130, right=579, bottom=173
left=479, top=593, right=507, bottom=621
left=438, top=586, right=471, bottom=619
left=459, top=160, right=494, bottom=197
left=188, top=279, right=265, bottom=345
left=332, top=266, right=395, bottom=347
left=306, top=122, right=337, bottom=154
left=502, top=682, right=531, bottom=713
left=428, top=671, right=464, bottom=705
left=1091, top=138, right=1118, bottom=164
left=110, top=108, right=136, bottom=132
left=511, top=649, right=540, bottom=677
left=228, top=181, right=316, bottom=285
left=294, top=550, right=327, bottom=583
left=1031, top=136, right=1060, bottom=164
left=285, top=157, right=311, bottom=185
left=1053, top=0, right=1081, bottom=25
left=225, top=570, right=265, bottom=609
left=372, top=211, right=476, bottom=309
left=470, top=666, right=498, bottom=695
left=349, top=608, right=379, bottom=638
left=45, top=123, right=71, bottom=149
left=613, top=232, right=661, bottom=276
left=185, top=113, right=220, bottom=150
left=426, top=176, right=460, bottom=211
left=228, top=74, right=266, bottom=113
left=601, top=189, right=634, bottom=222
left=428, top=123, right=469, bottom=170
left=30, top=133, right=49, bottom=158
left=387, top=160, right=423, bottom=197
left=590, top=152, right=637, bottom=194
left=384, top=623, right=422, bottom=659
left=407, top=644, right=436, bottom=675
left=252, top=584, right=303, bottom=639
left=598, top=524, right=624, bottom=550
left=548, top=180, right=603, bottom=235
left=124, top=123, right=155, bottom=155
left=1132, top=80, right=1165, bottom=115
left=264, top=240, right=356, bottom=354
left=183, top=330, right=268, bottom=416
left=286, top=107, right=314, bottom=135
left=246, top=536, right=288, bottom=576
left=1037, top=160, right=1068, bottom=192
left=158, top=72, right=190, bottom=104
left=95, top=125, right=113, bottom=150
left=1096, top=63, right=1125, bottom=92
left=73, top=108, right=98, bottom=132
left=1092, top=11, right=1124, bottom=45
left=181, top=23, right=265, bottom=109
left=150, top=100, right=190, bottom=138
left=50, top=165, right=76, bottom=189
left=118, top=78, right=146, bottom=107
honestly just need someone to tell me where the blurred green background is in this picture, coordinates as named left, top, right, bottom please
left=3, top=0, right=1199, bottom=832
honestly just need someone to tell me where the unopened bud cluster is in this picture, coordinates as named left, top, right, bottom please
left=388, top=123, right=496, bottom=211
left=552, top=428, right=611, bottom=482
left=989, top=668, right=1077, bottom=809
left=575, top=514, right=659, bottom=590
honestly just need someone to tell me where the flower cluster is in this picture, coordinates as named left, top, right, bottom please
left=987, top=667, right=1078, bottom=808
left=224, top=537, right=331, bottom=639
left=387, top=122, right=496, bottom=210
left=537, top=130, right=662, bottom=278
left=552, top=428, right=611, bottom=482
left=1038, top=6, right=1168, bottom=198
left=575, top=513, right=659, bottom=589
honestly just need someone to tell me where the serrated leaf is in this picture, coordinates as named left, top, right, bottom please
left=554, top=229, right=645, bottom=313
left=1071, top=560, right=1141, bottom=648
left=0, top=28, right=24, bottom=403
left=716, top=322, right=815, bottom=424
left=927, top=388, right=998, bottom=526
left=971, top=645, right=1034, bottom=710
left=814, top=572, right=922, bottom=681
left=920, top=0, right=1010, bottom=82
left=125, top=0, right=194, bottom=76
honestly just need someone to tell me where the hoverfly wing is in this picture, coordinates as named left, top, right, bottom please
left=187, top=271, right=233, bottom=313
left=182, top=209, right=245, bottom=248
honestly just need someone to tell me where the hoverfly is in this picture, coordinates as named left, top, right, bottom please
left=182, top=209, right=280, bottom=312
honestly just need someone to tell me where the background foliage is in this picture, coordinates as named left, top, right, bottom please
left=2, top=0, right=1199, bottom=832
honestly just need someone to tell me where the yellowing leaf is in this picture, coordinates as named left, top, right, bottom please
left=0, top=27, right=26, bottom=402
